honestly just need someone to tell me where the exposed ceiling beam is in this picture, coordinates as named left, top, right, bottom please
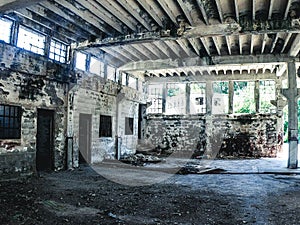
left=115, top=0, right=152, bottom=31
left=100, top=47, right=130, bottom=63
left=252, top=0, right=256, bottom=21
left=156, top=0, right=178, bottom=25
left=239, top=35, right=243, bottom=55
left=196, top=0, right=209, bottom=25
left=131, top=44, right=154, bottom=60
left=234, top=0, right=239, bottom=22
left=164, top=40, right=182, bottom=58
left=268, top=0, right=274, bottom=19
left=281, top=33, right=292, bottom=53
left=261, top=33, right=268, bottom=54
left=225, top=36, right=232, bottom=55
left=39, top=1, right=101, bottom=37
left=95, top=0, right=137, bottom=31
left=0, top=0, right=46, bottom=12
left=177, top=0, right=194, bottom=26
left=289, top=34, right=300, bottom=57
left=53, top=0, right=111, bottom=35
left=212, top=37, right=221, bottom=55
left=141, top=43, right=161, bottom=59
left=136, top=0, right=163, bottom=27
left=270, top=34, right=279, bottom=53
left=114, top=46, right=140, bottom=61
left=153, top=41, right=172, bottom=58
left=122, top=45, right=150, bottom=60
left=188, top=38, right=200, bottom=56
left=250, top=35, right=254, bottom=54
left=176, top=39, right=192, bottom=57
left=215, top=0, right=224, bottom=23
left=199, top=37, right=211, bottom=56
left=120, top=54, right=294, bottom=72
left=284, top=0, right=292, bottom=20
left=74, top=0, right=123, bottom=33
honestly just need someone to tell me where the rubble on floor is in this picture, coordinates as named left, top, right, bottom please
left=120, top=153, right=164, bottom=166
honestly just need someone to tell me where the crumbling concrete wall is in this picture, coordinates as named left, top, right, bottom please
left=145, top=113, right=279, bottom=158
left=0, top=43, right=68, bottom=177
left=67, top=72, right=146, bottom=167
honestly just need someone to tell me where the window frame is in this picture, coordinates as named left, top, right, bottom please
left=0, top=104, right=22, bottom=140
left=49, top=38, right=69, bottom=63
left=125, top=117, right=134, bottom=135
left=75, top=51, right=88, bottom=71
left=99, top=115, right=112, bottom=138
left=0, top=17, right=13, bottom=44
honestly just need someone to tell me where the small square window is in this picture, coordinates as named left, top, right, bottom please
left=0, top=17, right=13, bottom=43
left=17, top=25, right=46, bottom=55
left=125, top=117, right=134, bottom=135
left=49, top=39, right=68, bottom=63
left=107, top=65, right=116, bottom=81
left=99, top=115, right=112, bottom=137
left=90, top=57, right=105, bottom=76
left=0, top=104, right=21, bottom=139
left=75, top=52, right=87, bottom=71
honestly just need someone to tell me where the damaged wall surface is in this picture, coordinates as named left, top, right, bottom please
left=0, top=42, right=68, bottom=177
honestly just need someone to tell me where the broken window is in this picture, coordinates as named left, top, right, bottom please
left=190, top=83, right=206, bottom=114
left=0, top=17, right=13, bottom=43
left=107, top=65, right=116, bottom=81
left=128, top=76, right=137, bottom=89
left=17, top=25, right=46, bottom=55
left=90, top=57, right=105, bottom=77
left=260, top=80, right=276, bottom=113
left=49, top=39, right=69, bottom=63
left=212, top=81, right=229, bottom=114
left=233, top=81, right=255, bottom=114
left=166, top=83, right=186, bottom=115
left=75, top=52, right=87, bottom=71
left=0, top=104, right=21, bottom=139
left=147, top=84, right=163, bottom=114
left=99, top=115, right=112, bottom=137
left=125, top=117, right=134, bottom=135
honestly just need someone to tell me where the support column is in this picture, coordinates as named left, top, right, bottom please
left=186, top=83, right=191, bottom=114
left=228, top=81, right=234, bottom=114
left=255, top=80, right=260, bottom=113
left=282, top=61, right=300, bottom=169
left=206, top=81, right=213, bottom=115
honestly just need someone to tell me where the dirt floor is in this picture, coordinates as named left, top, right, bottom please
left=1, top=162, right=300, bottom=225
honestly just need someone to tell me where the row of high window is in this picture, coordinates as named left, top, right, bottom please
left=147, top=80, right=276, bottom=115
left=0, top=17, right=69, bottom=63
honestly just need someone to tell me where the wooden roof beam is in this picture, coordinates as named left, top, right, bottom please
left=176, top=39, right=192, bottom=57
left=215, top=0, right=224, bottom=23
left=268, top=0, right=274, bottom=19
left=156, top=0, right=178, bottom=25
left=281, top=33, right=292, bottom=53
left=0, top=0, right=46, bottom=12
left=225, top=36, right=232, bottom=55
left=284, top=0, right=292, bottom=20
left=177, top=0, right=195, bottom=26
left=212, top=36, right=221, bottom=55
left=188, top=38, right=200, bottom=56
left=289, top=34, right=300, bottom=57
left=136, top=0, right=163, bottom=27
left=196, top=0, right=209, bottom=25
left=199, top=37, right=211, bottom=56
left=234, top=0, right=239, bottom=23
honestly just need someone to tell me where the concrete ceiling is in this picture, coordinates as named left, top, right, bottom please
left=1, top=0, right=300, bottom=77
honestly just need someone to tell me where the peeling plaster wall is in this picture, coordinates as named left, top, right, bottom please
left=0, top=43, right=68, bottom=177
left=67, top=73, right=146, bottom=167
left=145, top=114, right=280, bottom=158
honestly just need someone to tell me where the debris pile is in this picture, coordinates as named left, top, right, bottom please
left=120, top=153, right=163, bottom=166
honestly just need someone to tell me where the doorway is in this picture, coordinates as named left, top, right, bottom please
left=36, top=109, right=54, bottom=171
left=79, top=113, right=92, bottom=164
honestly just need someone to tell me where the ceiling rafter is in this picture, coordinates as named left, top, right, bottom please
left=188, top=38, right=200, bottom=56
left=136, top=0, right=163, bottom=27
left=115, top=0, right=152, bottom=31
left=53, top=0, right=112, bottom=35
left=212, top=37, right=221, bottom=55
left=268, top=0, right=274, bottom=19
left=100, top=47, right=129, bottom=63
left=196, top=0, right=209, bottom=25
left=225, top=36, right=232, bottom=55
left=39, top=1, right=100, bottom=37
left=131, top=44, right=154, bottom=60
left=250, top=35, right=254, bottom=54
left=199, top=37, right=211, bottom=56
left=145, top=42, right=168, bottom=59
left=164, top=40, right=182, bottom=58
left=95, top=0, right=137, bottom=31
left=215, top=0, right=224, bottom=23
left=110, top=46, right=137, bottom=61
left=115, top=46, right=140, bottom=61
left=234, top=0, right=239, bottom=22
left=281, top=33, right=292, bottom=53
left=0, top=0, right=46, bottom=12
left=141, top=43, right=161, bottom=59
left=176, top=39, right=192, bottom=57
left=252, top=0, right=256, bottom=21
left=177, top=0, right=195, bottom=26
left=261, top=33, right=268, bottom=54
left=284, top=0, right=292, bottom=20
left=289, top=34, right=300, bottom=57
left=153, top=41, right=172, bottom=58
left=239, top=35, right=243, bottom=55
left=75, top=0, right=123, bottom=33
left=122, top=45, right=150, bottom=60
left=270, top=33, right=279, bottom=53
left=156, top=0, right=178, bottom=25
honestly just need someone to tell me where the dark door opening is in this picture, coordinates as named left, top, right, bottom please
left=79, top=113, right=92, bottom=164
left=36, top=109, right=54, bottom=171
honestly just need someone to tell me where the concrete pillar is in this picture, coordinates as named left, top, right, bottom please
left=228, top=81, right=234, bottom=114
left=206, top=81, right=213, bottom=115
left=186, top=83, right=190, bottom=114
left=255, top=80, right=260, bottom=113
left=282, top=61, right=299, bottom=168
left=162, top=83, right=167, bottom=113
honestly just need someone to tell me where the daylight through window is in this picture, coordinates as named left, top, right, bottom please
left=0, top=104, right=21, bottom=139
